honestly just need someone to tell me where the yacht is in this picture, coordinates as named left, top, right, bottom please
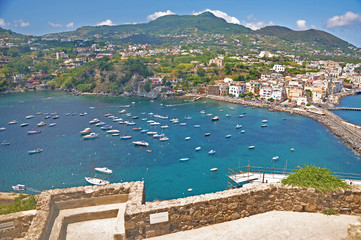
left=132, top=141, right=149, bottom=147
left=239, top=115, right=244, bottom=118
left=49, top=123, right=56, bottom=127
left=159, top=137, right=169, bottom=141
left=37, top=121, right=46, bottom=127
left=53, top=115, right=59, bottom=119
left=83, top=133, right=99, bottom=140
left=80, top=128, right=91, bottom=135
left=28, top=148, right=43, bottom=154
left=95, top=167, right=113, bottom=174
left=208, top=150, right=216, bottom=155
left=149, top=122, right=160, bottom=126
left=12, top=184, right=26, bottom=191
left=211, top=116, right=219, bottom=121
left=262, top=120, right=268, bottom=123
left=180, top=123, right=187, bottom=126
left=106, top=129, right=120, bottom=134
left=95, top=122, right=106, bottom=127
left=85, top=177, right=109, bottom=186
left=179, top=158, right=189, bottom=162
left=195, top=147, right=201, bottom=151
left=153, top=133, right=165, bottom=138
left=25, top=115, right=34, bottom=119
left=89, top=118, right=100, bottom=124
left=204, top=133, right=211, bottom=136
left=272, top=156, right=279, bottom=160
left=8, top=120, right=18, bottom=125
left=120, top=135, right=132, bottom=139
left=147, top=131, right=157, bottom=135
left=236, top=124, right=242, bottom=129
left=27, top=130, right=41, bottom=135
left=185, top=137, right=191, bottom=140
left=210, top=168, right=218, bottom=172
left=0, top=127, right=5, bottom=131
left=241, top=130, right=246, bottom=133
left=20, top=123, right=29, bottom=127
left=126, top=121, right=136, bottom=126
left=45, top=115, right=51, bottom=119
left=161, top=125, right=169, bottom=129
left=226, top=134, right=232, bottom=138
left=140, top=129, right=148, bottom=133
left=248, top=146, right=255, bottom=149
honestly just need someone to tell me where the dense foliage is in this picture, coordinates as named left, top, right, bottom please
left=281, top=165, right=351, bottom=193
left=0, top=194, right=37, bottom=215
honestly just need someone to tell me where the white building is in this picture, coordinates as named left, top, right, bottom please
left=273, top=65, right=285, bottom=73
left=56, top=52, right=68, bottom=60
left=229, top=85, right=246, bottom=98
left=260, top=86, right=272, bottom=100
left=271, top=88, right=284, bottom=101
left=259, top=51, right=273, bottom=58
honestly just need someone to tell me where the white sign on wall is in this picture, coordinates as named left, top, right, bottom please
left=150, top=211, right=169, bottom=224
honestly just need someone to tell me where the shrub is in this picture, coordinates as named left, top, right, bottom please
left=281, top=165, right=351, bottom=194
left=323, top=209, right=339, bottom=215
left=0, top=194, right=37, bottom=215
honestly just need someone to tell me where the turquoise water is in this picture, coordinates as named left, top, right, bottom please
left=334, top=94, right=361, bottom=125
left=0, top=91, right=360, bottom=201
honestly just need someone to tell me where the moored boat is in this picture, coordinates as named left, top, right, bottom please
left=204, top=133, right=211, bottom=136
left=8, top=120, right=18, bottom=125
left=132, top=141, right=149, bottom=147
left=210, top=168, right=218, bottom=172
left=195, top=146, right=201, bottom=151
left=95, top=122, right=106, bottom=127
left=106, top=129, right=120, bottom=134
left=12, top=184, right=26, bottom=191
left=236, top=124, right=242, bottom=129
left=28, top=148, right=43, bottom=154
left=27, top=130, right=41, bottom=135
left=89, top=118, right=100, bottom=124
left=20, top=123, right=29, bottom=127
left=262, top=120, right=268, bottom=123
left=95, top=167, right=113, bottom=174
left=226, top=134, right=232, bottom=138
left=179, top=158, right=189, bottom=162
left=37, top=121, right=46, bottom=127
left=83, top=132, right=99, bottom=140
left=261, top=124, right=267, bottom=127
left=211, top=116, right=219, bottom=121
left=49, top=123, right=56, bottom=127
left=120, top=135, right=132, bottom=139
left=185, top=137, right=191, bottom=140
left=80, top=128, right=91, bottom=135
left=1, top=140, right=10, bottom=145
left=25, top=115, right=34, bottom=119
left=159, top=137, right=169, bottom=141
left=208, top=150, right=216, bottom=155
left=248, top=145, right=255, bottom=149
left=100, top=125, right=112, bottom=130
left=272, top=156, right=279, bottom=160
left=0, top=127, right=5, bottom=131
left=85, top=177, right=109, bottom=185
left=161, top=125, right=169, bottom=129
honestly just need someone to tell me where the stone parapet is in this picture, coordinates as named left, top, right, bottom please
left=0, top=210, right=36, bottom=240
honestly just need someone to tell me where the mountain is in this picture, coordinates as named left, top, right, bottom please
left=256, top=26, right=350, bottom=50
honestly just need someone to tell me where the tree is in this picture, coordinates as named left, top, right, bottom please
left=144, top=80, right=151, bottom=92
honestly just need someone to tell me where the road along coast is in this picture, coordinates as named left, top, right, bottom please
left=187, top=94, right=361, bottom=157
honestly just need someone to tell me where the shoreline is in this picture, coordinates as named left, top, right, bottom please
left=187, top=93, right=361, bottom=157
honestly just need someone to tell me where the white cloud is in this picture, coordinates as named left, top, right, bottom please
left=242, top=20, right=274, bottom=30
left=296, top=19, right=307, bottom=30
left=66, top=22, right=74, bottom=28
left=310, top=24, right=317, bottom=29
left=0, top=18, right=10, bottom=27
left=19, top=20, right=30, bottom=27
left=193, top=9, right=241, bottom=25
left=96, top=19, right=114, bottom=26
left=326, top=11, right=361, bottom=28
left=147, top=10, right=175, bottom=21
left=48, top=22, right=62, bottom=28
left=247, top=14, right=255, bottom=20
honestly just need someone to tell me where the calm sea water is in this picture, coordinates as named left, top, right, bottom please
left=0, top=91, right=360, bottom=201
left=333, top=94, right=361, bottom=125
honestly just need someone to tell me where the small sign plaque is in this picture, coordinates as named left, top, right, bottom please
left=150, top=211, right=169, bottom=224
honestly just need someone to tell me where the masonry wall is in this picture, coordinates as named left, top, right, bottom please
left=0, top=210, right=36, bottom=240
left=124, top=183, right=361, bottom=239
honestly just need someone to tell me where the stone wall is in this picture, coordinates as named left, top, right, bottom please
left=0, top=210, right=36, bottom=240
left=124, top=183, right=361, bottom=239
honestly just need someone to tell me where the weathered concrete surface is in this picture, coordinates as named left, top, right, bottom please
left=147, top=211, right=360, bottom=240
left=66, top=218, right=117, bottom=240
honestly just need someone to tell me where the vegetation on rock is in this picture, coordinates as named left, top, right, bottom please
left=0, top=194, right=37, bottom=215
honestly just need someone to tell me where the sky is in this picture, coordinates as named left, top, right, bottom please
left=0, top=0, right=361, bottom=47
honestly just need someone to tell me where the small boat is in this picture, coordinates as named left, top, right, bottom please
left=225, top=114, right=231, bottom=117
left=236, top=124, right=242, bottom=129
left=52, top=115, right=59, bottom=119
left=83, top=133, right=99, bottom=140
left=210, top=168, right=218, bottom=172
left=65, top=113, right=71, bottom=116
left=27, top=130, right=41, bottom=135
left=80, top=128, right=91, bottom=135
left=188, top=188, right=193, bottom=192
left=133, top=127, right=142, bottom=131
left=226, top=134, right=232, bottom=138
left=146, top=150, right=152, bottom=152
left=239, top=115, right=244, bottom=118
left=140, top=129, right=148, bottom=133
left=119, top=110, right=126, bottom=114
left=261, top=124, right=267, bottom=127
left=89, top=118, right=100, bottom=124
left=283, top=118, right=286, bottom=120
left=85, top=177, right=109, bottom=186
left=149, top=122, right=160, bottom=126
left=95, top=122, right=106, bottom=127
left=204, top=133, right=210, bottom=136
left=153, top=133, right=165, bottom=138
left=89, top=107, right=95, bottom=109
left=161, top=125, right=169, bottom=129
left=272, top=156, right=279, bottom=160
left=185, top=137, right=191, bottom=140
left=133, top=141, right=149, bottom=147
left=28, top=148, right=43, bottom=154
left=200, top=110, right=205, bottom=114
left=95, top=167, right=113, bottom=174
left=12, top=184, right=26, bottom=191
left=44, top=115, right=51, bottom=119
left=112, top=133, right=120, bottom=136
left=211, top=116, right=219, bottom=121
left=49, top=123, right=56, bottom=127
left=25, top=115, right=34, bottom=119
left=132, top=116, right=139, bottom=119
left=229, top=107, right=235, bottom=110
left=159, top=137, right=169, bottom=141
left=147, top=131, right=157, bottom=135
left=120, top=135, right=132, bottom=139
left=106, top=129, right=120, bottom=134
left=36, top=112, right=43, bottom=115
left=37, top=121, right=46, bottom=127
left=1, top=140, right=10, bottom=146
left=20, top=123, right=29, bottom=127
left=100, top=125, right=112, bottom=130
left=180, top=123, right=187, bottom=126
left=141, top=118, right=147, bottom=121
left=248, top=146, right=255, bottom=149
left=180, top=158, right=189, bottom=162
left=194, top=125, right=200, bottom=128
left=208, top=150, right=216, bottom=155
left=127, top=121, right=136, bottom=126
left=206, top=113, right=213, bottom=116
left=0, top=127, right=5, bottom=131
left=184, top=116, right=192, bottom=120
left=290, top=148, right=295, bottom=152
left=262, top=120, right=268, bottom=123
left=195, top=147, right=201, bottom=151
left=79, top=113, right=88, bottom=116
left=8, top=120, right=18, bottom=125
left=104, top=113, right=112, bottom=117
left=241, top=130, right=246, bottom=133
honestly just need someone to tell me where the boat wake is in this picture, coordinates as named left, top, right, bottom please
left=26, top=187, right=41, bottom=193
left=165, top=103, right=192, bottom=107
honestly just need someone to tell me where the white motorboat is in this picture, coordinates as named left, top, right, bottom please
left=149, top=122, right=160, bottom=126
left=225, top=114, right=231, bottom=117
left=20, top=123, right=29, bottom=127
left=120, top=135, right=132, bottom=139
left=85, top=177, right=109, bottom=185
left=8, top=120, right=18, bottom=125
left=179, top=158, right=189, bottom=162
left=241, top=130, right=246, bottom=133
left=208, top=150, right=216, bottom=155
left=119, top=110, right=126, bottom=114
left=195, top=147, right=201, bottom=151
left=2, top=140, right=10, bottom=146
left=49, top=123, right=56, bottom=127
left=83, top=133, right=99, bottom=140
left=159, top=137, right=169, bottom=141
left=204, top=133, right=211, bottom=136
left=126, top=121, right=136, bottom=126
left=200, top=110, right=205, bottom=114
left=106, top=129, right=120, bottom=134
left=226, top=134, right=232, bottom=138
left=239, top=115, right=244, bottom=118
left=36, top=112, right=43, bottom=115
left=210, top=168, right=218, bottom=172
left=272, top=156, right=279, bottom=160
left=133, top=141, right=149, bottom=147
left=37, top=121, right=46, bottom=127
left=89, top=118, right=100, bottom=124
left=185, top=137, right=191, bottom=140
left=95, top=167, right=113, bottom=174
left=161, top=125, right=169, bottom=129
left=100, top=125, right=112, bottom=130
left=0, top=127, right=5, bottom=131
left=153, top=133, right=165, bottom=138
left=12, top=184, right=26, bottom=191
left=180, top=123, right=187, bottom=126
left=147, top=131, right=157, bottom=135
left=194, top=125, right=200, bottom=128
left=45, top=115, right=51, bottom=119
left=236, top=124, right=242, bottom=129
left=248, top=146, right=255, bottom=149
left=211, top=116, right=219, bottom=121
left=80, top=128, right=91, bottom=135
left=262, top=120, right=268, bottom=123
left=27, top=130, right=41, bottom=135
left=184, top=116, right=192, bottom=120
left=53, top=115, right=59, bottom=119
left=28, top=148, right=43, bottom=154
left=25, top=115, right=34, bottom=119
left=95, top=122, right=106, bottom=126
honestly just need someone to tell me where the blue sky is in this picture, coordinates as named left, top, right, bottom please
left=1, top=0, right=361, bottom=47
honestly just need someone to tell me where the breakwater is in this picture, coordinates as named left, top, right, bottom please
left=188, top=94, right=361, bottom=156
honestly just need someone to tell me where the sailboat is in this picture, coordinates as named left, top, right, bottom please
left=85, top=157, right=110, bottom=185
left=120, top=124, right=132, bottom=140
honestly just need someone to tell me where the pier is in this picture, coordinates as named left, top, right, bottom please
left=328, top=107, right=361, bottom=111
